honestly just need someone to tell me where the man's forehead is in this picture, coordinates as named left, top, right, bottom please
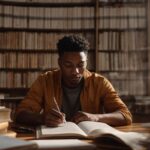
left=61, top=51, right=87, bottom=59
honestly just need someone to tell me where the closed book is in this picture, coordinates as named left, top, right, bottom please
left=0, top=135, right=38, bottom=150
left=0, top=122, right=9, bottom=134
left=31, top=139, right=96, bottom=150
left=1, top=130, right=17, bottom=138
left=0, top=107, right=11, bottom=123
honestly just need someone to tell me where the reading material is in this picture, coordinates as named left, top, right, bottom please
left=31, top=139, right=96, bottom=150
left=0, top=135, right=38, bottom=150
left=0, top=93, right=9, bottom=99
left=36, top=121, right=149, bottom=150
left=0, top=122, right=9, bottom=134
left=0, top=106, right=11, bottom=123
left=1, top=130, right=17, bottom=138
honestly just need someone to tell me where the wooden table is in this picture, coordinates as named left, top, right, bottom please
left=116, top=122, right=150, bottom=133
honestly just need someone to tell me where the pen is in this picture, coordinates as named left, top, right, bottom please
left=53, top=97, right=66, bottom=125
left=53, top=97, right=60, bottom=112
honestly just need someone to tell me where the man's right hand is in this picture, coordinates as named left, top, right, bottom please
left=44, top=109, right=66, bottom=127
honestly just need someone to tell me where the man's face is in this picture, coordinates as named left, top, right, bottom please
left=58, top=51, right=87, bottom=88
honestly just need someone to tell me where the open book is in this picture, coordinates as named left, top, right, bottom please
left=36, top=121, right=149, bottom=150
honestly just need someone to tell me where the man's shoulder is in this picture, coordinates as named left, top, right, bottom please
left=37, top=69, right=61, bottom=82
left=84, top=70, right=112, bottom=89
left=84, top=69, right=106, bottom=80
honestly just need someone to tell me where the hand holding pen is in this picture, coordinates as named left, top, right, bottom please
left=45, top=97, right=66, bottom=127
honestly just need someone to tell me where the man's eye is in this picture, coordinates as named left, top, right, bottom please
left=64, top=63, right=72, bottom=68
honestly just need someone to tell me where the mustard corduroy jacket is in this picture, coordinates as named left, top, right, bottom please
left=15, top=69, right=132, bottom=125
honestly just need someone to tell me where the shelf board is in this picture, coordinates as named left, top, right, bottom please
left=0, top=48, right=94, bottom=53
left=99, top=70, right=148, bottom=73
left=0, top=68, right=42, bottom=72
left=99, top=16, right=146, bottom=19
left=99, top=0, right=146, bottom=7
left=0, top=96, right=24, bottom=102
left=0, top=27, right=94, bottom=33
left=98, top=49, right=148, bottom=52
left=0, top=1, right=95, bottom=7
left=99, top=28, right=146, bottom=32
left=0, top=49, right=57, bottom=53
left=0, top=0, right=146, bottom=8
left=0, top=28, right=146, bottom=33
left=0, top=27, right=146, bottom=32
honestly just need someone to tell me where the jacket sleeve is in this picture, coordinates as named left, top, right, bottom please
left=102, top=78, right=132, bottom=125
left=15, top=74, right=45, bottom=115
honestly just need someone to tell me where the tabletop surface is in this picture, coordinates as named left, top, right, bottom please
left=15, top=122, right=150, bottom=140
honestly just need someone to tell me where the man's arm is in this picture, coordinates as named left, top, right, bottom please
left=15, top=109, right=66, bottom=127
left=15, top=110, right=43, bottom=126
left=72, top=111, right=130, bottom=126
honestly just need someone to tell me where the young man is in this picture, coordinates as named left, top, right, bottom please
left=15, top=35, right=132, bottom=127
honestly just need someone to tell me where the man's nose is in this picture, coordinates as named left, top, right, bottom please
left=72, top=67, right=79, bottom=74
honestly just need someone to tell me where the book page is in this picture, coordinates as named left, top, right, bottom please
left=37, top=122, right=87, bottom=139
left=78, top=121, right=117, bottom=136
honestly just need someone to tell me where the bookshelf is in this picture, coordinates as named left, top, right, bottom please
left=0, top=0, right=149, bottom=100
left=97, top=0, right=148, bottom=97
left=0, top=0, right=96, bottom=98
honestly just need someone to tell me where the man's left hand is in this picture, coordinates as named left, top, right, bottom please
left=72, top=111, right=99, bottom=124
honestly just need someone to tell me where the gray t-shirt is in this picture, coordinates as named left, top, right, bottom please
left=61, top=81, right=83, bottom=121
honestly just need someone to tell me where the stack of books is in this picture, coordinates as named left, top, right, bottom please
left=0, top=106, right=16, bottom=137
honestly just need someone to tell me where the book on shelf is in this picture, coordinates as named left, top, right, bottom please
left=31, top=139, right=96, bottom=150
left=0, top=93, right=9, bottom=99
left=0, top=135, right=38, bottom=150
left=36, top=121, right=149, bottom=150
